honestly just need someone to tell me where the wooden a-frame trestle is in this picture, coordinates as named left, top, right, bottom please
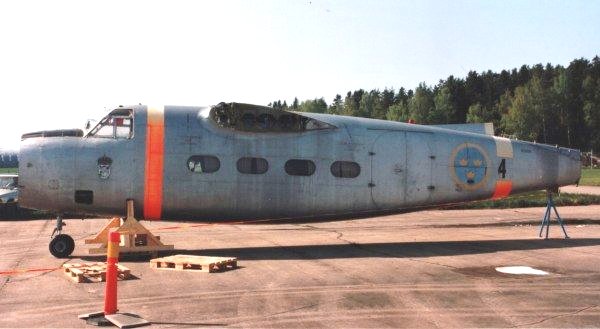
left=84, top=199, right=174, bottom=256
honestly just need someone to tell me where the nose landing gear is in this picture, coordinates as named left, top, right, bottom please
left=49, top=215, right=75, bottom=258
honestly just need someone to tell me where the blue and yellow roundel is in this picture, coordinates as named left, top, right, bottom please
left=450, top=143, right=490, bottom=190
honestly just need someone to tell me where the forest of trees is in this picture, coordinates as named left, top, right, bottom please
left=269, top=56, right=600, bottom=153
left=0, top=152, right=18, bottom=168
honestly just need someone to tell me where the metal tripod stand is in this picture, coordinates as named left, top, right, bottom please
left=538, top=189, right=569, bottom=239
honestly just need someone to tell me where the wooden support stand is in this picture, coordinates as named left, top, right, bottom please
left=85, top=200, right=174, bottom=256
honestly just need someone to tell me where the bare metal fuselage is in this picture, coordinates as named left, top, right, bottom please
left=19, top=105, right=581, bottom=221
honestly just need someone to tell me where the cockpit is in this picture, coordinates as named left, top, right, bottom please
left=87, top=108, right=134, bottom=139
left=209, top=102, right=335, bottom=133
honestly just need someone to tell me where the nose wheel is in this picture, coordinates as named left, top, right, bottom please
left=50, top=234, right=75, bottom=258
left=49, top=215, right=75, bottom=258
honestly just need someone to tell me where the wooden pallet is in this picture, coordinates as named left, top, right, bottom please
left=150, top=255, right=237, bottom=273
left=63, top=262, right=132, bottom=283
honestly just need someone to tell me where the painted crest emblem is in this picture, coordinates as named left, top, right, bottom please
left=97, top=155, right=113, bottom=180
left=450, top=143, right=490, bottom=190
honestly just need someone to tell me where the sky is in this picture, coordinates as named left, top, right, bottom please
left=1, top=0, right=599, bottom=151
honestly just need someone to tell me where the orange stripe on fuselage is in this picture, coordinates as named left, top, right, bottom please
left=143, top=106, right=165, bottom=220
left=491, top=180, right=513, bottom=200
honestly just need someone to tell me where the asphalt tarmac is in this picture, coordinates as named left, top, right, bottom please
left=1, top=206, right=600, bottom=328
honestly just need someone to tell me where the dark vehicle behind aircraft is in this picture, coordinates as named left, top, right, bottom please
left=0, top=174, right=18, bottom=216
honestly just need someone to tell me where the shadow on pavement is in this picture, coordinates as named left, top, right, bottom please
left=168, top=238, right=600, bottom=261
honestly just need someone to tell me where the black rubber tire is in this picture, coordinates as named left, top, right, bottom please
left=49, top=234, right=75, bottom=258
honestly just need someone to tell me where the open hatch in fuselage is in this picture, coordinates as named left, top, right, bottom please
left=209, top=102, right=336, bottom=133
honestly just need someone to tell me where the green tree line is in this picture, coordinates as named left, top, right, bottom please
left=0, top=152, right=18, bottom=168
left=269, top=56, right=600, bottom=153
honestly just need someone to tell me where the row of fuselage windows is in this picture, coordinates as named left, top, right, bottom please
left=187, top=156, right=361, bottom=178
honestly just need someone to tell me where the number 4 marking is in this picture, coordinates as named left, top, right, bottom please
left=498, top=159, right=506, bottom=179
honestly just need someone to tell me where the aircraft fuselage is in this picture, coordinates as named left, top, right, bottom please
left=19, top=104, right=581, bottom=221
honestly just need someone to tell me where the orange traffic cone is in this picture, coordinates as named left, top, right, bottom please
left=79, top=230, right=148, bottom=327
left=104, top=231, right=120, bottom=315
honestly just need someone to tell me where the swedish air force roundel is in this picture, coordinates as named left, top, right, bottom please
left=450, top=143, right=490, bottom=190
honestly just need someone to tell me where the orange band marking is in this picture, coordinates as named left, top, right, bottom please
left=143, top=106, right=165, bottom=220
left=492, top=180, right=513, bottom=199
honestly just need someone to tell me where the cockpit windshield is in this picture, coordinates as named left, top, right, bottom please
left=87, top=108, right=134, bottom=139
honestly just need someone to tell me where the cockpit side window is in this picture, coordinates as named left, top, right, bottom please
left=88, top=109, right=134, bottom=139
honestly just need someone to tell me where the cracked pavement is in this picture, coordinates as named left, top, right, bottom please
left=1, top=205, right=600, bottom=327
